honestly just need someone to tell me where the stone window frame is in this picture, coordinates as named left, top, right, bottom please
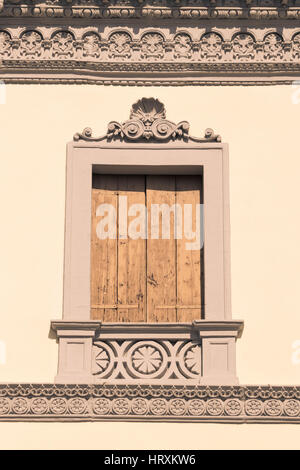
left=51, top=98, right=243, bottom=386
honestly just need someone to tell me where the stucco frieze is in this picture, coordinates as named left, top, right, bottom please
left=0, top=384, right=300, bottom=422
left=1, top=24, right=300, bottom=83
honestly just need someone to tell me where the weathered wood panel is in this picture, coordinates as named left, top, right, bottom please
left=91, top=174, right=203, bottom=322
left=146, top=175, right=177, bottom=322
left=117, top=175, right=146, bottom=322
left=91, top=174, right=118, bottom=321
left=176, top=175, right=202, bottom=321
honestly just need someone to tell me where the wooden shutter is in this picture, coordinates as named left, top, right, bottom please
left=91, top=174, right=203, bottom=322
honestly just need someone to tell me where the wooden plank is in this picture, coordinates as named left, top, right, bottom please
left=117, top=175, right=146, bottom=322
left=91, top=174, right=118, bottom=321
left=91, top=173, right=203, bottom=323
left=175, top=175, right=202, bottom=321
left=146, top=175, right=177, bottom=322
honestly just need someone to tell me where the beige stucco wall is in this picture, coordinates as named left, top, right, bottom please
left=0, top=84, right=300, bottom=448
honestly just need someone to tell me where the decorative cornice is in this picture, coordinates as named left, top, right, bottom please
left=73, top=98, right=221, bottom=142
left=2, top=26, right=300, bottom=84
left=1, top=1, right=300, bottom=21
left=1, top=384, right=300, bottom=422
left=0, top=77, right=296, bottom=85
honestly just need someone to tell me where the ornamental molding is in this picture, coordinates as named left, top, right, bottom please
left=92, top=339, right=203, bottom=382
left=2, top=1, right=300, bottom=21
left=2, top=25, right=300, bottom=83
left=73, top=97, right=221, bottom=142
left=1, top=384, right=300, bottom=422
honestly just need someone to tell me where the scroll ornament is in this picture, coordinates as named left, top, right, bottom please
left=74, top=98, right=221, bottom=143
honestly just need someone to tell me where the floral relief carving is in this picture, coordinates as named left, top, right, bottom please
left=20, top=30, right=43, bottom=58
left=263, top=33, right=283, bottom=60
left=264, top=399, right=282, bottom=416
left=131, top=398, right=149, bottom=415
left=141, top=33, right=164, bottom=61
left=112, top=398, right=130, bottom=415
left=232, top=33, right=255, bottom=61
left=245, top=399, right=263, bottom=416
left=52, top=31, right=74, bottom=58
left=224, top=399, right=242, bottom=416
left=30, top=397, right=48, bottom=414
left=50, top=397, right=67, bottom=414
left=126, top=341, right=167, bottom=379
left=187, top=399, right=205, bottom=416
left=82, top=32, right=100, bottom=58
left=0, top=385, right=299, bottom=421
left=173, top=33, right=192, bottom=60
left=131, top=345, right=163, bottom=375
left=150, top=398, right=168, bottom=416
left=12, top=397, right=28, bottom=415
left=108, top=32, right=132, bottom=59
left=68, top=397, right=87, bottom=414
left=93, top=398, right=111, bottom=415
left=169, top=399, right=186, bottom=416
left=283, top=399, right=300, bottom=417
left=0, top=30, right=11, bottom=57
left=200, top=32, right=223, bottom=61
left=206, top=399, right=224, bottom=416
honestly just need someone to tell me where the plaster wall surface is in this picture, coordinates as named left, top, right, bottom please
left=0, top=85, right=299, bottom=448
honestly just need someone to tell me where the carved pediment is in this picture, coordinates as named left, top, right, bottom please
left=74, top=98, right=221, bottom=143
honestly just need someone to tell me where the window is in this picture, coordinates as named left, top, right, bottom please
left=91, top=174, right=204, bottom=323
left=51, top=98, right=243, bottom=386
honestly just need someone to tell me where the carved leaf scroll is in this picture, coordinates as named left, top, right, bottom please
left=74, top=98, right=221, bottom=143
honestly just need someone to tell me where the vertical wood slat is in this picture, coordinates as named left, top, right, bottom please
left=176, top=175, right=202, bottom=322
left=91, top=174, right=118, bottom=321
left=117, top=175, right=146, bottom=322
left=146, top=175, right=177, bottom=322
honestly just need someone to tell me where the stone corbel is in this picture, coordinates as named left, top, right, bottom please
left=193, top=320, right=244, bottom=385
left=51, top=321, right=101, bottom=384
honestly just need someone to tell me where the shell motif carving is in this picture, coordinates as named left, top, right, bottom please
left=52, top=31, right=74, bottom=58
left=74, top=98, right=221, bottom=143
left=263, top=33, right=283, bottom=61
left=141, top=33, right=164, bottom=61
left=232, top=33, right=255, bottom=61
left=108, top=32, right=132, bottom=59
left=20, top=31, right=43, bottom=58
left=174, top=33, right=192, bottom=60
left=82, top=32, right=101, bottom=58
